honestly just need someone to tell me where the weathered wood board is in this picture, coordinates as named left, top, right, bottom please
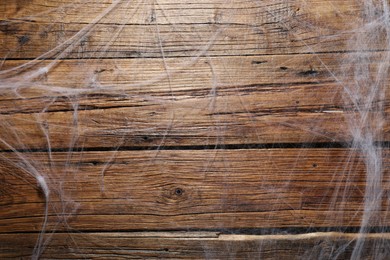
left=1, top=232, right=390, bottom=259
left=1, top=148, right=390, bottom=233
left=1, top=0, right=390, bottom=259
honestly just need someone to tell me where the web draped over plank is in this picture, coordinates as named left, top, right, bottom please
left=0, top=0, right=390, bottom=259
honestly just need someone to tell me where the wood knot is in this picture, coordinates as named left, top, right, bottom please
left=174, top=188, right=184, bottom=196
left=157, top=184, right=189, bottom=205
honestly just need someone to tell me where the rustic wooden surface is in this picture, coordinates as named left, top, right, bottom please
left=1, top=232, right=389, bottom=259
left=2, top=148, right=390, bottom=233
left=1, top=0, right=390, bottom=259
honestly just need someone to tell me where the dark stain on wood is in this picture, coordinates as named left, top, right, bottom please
left=17, top=35, right=30, bottom=46
left=299, top=68, right=319, bottom=76
left=251, top=60, right=268, bottom=64
left=0, top=21, right=18, bottom=35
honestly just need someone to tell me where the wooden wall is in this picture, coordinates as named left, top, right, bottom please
left=1, top=0, right=390, bottom=258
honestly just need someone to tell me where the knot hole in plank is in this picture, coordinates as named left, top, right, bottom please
left=174, top=188, right=184, bottom=196
left=157, top=184, right=191, bottom=205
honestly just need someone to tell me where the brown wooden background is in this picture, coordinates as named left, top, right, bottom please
left=1, top=0, right=390, bottom=259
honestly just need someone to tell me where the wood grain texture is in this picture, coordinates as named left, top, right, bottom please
left=1, top=232, right=390, bottom=259
left=0, top=0, right=388, bottom=150
left=1, top=149, right=390, bottom=233
left=0, top=52, right=389, bottom=150
left=1, top=0, right=389, bottom=258
left=0, top=0, right=385, bottom=59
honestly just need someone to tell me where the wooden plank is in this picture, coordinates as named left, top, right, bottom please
left=0, top=0, right=362, bottom=27
left=1, top=148, right=390, bottom=232
left=1, top=1, right=389, bottom=259
left=1, top=52, right=389, bottom=150
left=1, top=53, right=345, bottom=90
left=1, top=232, right=389, bottom=259
left=0, top=1, right=384, bottom=59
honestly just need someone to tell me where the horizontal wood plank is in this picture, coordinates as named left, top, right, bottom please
left=1, top=148, right=390, bottom=233
left=1, top=232, right=389, bottom=259
left=0, top=0, right=360, bottom=25
left=0, top=0, right=384, bottom=59
left=0, top=52, right=389, bottom=150
left=2, top=1, right=390, bottom=259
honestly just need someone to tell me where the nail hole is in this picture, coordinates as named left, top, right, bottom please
left=312, top=163, right=317, bottom=168
left=175, top=188, right=183, bottom=196
left=299, top=69, right=318, bottom=76
left=252, top=60, right=267, bottom=65
left=280, top=66, right=288, bottom=70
